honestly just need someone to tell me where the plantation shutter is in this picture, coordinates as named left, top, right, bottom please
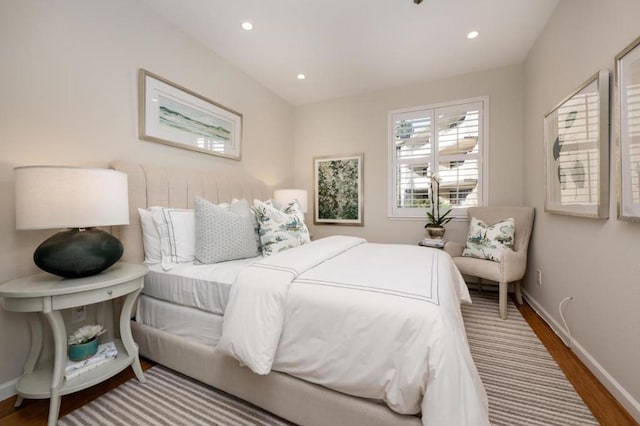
left=391, top=110, right=434, bottom=217
left=436, top=102, right=482, bottom=208
left=389, top=99, right=485, bottom=218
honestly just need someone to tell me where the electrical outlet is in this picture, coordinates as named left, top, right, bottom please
left=71, top=306, right=86, bottom=323
left=536, top=269, right=542, bottom=286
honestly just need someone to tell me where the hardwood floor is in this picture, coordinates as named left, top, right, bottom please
left=515, top=298, right=638, bottom=426
left=0, top=304, right=637, bottom=426
left=0, top=358, right=155, bottom=426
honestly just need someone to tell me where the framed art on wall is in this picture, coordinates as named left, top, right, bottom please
left=314, top=153, right=364, bottom=225
left=138, top=69, right=242, bottom=160
left=616, top=35, right=640, bottom=221
left=543, top=70, right=609, bottom=219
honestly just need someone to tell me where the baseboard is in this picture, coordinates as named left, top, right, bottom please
left=0, top=378, right=17, bottom=403
left=523, top=289, right=640, bottom=423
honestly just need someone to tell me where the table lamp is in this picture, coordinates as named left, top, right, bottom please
left=14, top=166, right=130, bottom=279
left=273, top=189, right=308, bottom=214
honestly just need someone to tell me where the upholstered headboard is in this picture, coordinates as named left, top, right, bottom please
left=110, top=162, right=270, bottom=263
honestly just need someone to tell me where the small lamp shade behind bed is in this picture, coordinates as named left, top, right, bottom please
left=273, top=189, right=308, bottom=213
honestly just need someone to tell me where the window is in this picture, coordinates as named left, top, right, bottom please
left=388, top=97, right=488, bottom=218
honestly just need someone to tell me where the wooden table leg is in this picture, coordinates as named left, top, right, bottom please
left=42, top=301, right=67, bottom=426
left=47, top=389, right=61, bottom=426
left=15, top=314, right=44, bottom=407
left=120, top=287, right=146, bottom=383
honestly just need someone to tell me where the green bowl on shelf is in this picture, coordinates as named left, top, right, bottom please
left=68, top=338, right=98, bottom=361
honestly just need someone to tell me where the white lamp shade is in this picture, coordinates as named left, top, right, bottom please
left=14, top=166, right=130, bottom=230
left=274, top=189, right=308, bottom=214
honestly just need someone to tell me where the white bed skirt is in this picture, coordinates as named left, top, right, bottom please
left=136, top=294, right=223, bottom=346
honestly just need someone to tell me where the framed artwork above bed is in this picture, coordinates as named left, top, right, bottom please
left=138, top=69, right=242, bottom=160
left=543, top=70, right=610, bottom=219
left=314, top=153, right=364, bottom=226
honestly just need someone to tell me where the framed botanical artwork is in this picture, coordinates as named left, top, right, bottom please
left=543, top=70, right=609, bottom=218
left=616, top=36, right=640, bottom=221
left=314, top=153, right=364, bottom=225
left=138, top=69, right=242, bottom=160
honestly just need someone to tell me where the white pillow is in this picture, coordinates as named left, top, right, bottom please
left=195, top=197, right=260, bottom=264
left=138, top=208, right=162, bottom=264
left=253, top=199, right=310, bottom=256
left=150, top=207, right=195, bottom=270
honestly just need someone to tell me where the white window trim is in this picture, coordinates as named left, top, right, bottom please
left=387, top=96, right=490, bottom=219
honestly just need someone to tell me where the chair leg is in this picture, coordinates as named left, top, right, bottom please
left=515, top=280, right=523, bottom=305
left=499, top=281, right=508, bottom=320
left=478, top=277, right=483, bottom=292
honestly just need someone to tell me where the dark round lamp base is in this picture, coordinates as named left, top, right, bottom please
left=34, top=228, right=124, bottom=279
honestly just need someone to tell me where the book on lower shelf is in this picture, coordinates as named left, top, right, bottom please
left=421, top=238, right=446, bottom=248
left=65, top=341, right=118, bottom=380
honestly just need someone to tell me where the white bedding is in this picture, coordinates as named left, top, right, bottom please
left=136, top=294, right=223, bottom=346
left=144, top=257, right=260, bottom=314
left=219, top=236, right=489, bottom=426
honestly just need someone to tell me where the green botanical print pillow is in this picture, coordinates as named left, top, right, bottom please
left=462, top=217, right=515, bottom=262
left=253, top=199, right=311, bottom=256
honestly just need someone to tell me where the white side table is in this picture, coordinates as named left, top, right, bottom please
left=0, top=262, right=148, bottom=426
left=418, top=240, right=446, bottom=249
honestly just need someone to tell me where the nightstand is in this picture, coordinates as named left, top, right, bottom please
left=0, top=263, right=148, bottom=426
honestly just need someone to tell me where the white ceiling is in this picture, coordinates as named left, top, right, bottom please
left=140, top=0, right=559, bottom=106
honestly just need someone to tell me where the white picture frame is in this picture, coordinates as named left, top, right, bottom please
left=616, top=36, right=640, bottom=221
left=138, top=69, right=242, bottom=160
left=543, top=70, right=609, bottom=219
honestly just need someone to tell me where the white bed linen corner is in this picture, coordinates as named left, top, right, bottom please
left=143, top=257, right=260, bottom=315
left=218, top=235, right=489, bottom=426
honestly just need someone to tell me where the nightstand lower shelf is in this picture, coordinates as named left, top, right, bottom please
left=17, top=339, right=135, bottom=399
left=0, top=263, right=148, bottom=426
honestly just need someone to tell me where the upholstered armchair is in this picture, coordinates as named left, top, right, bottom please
left=444, top=206, right=535, bottom=320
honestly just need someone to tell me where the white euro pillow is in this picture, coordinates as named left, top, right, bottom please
left=138, top=208, right=162, bottom=264
left=150, top=207, right=195, bottom=270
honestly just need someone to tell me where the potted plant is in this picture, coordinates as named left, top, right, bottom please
left=424, top=174, right=453, bottom=239
left=68, top=324, right=106, bottom=361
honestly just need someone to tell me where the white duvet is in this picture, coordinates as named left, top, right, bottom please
left=218, top=236, right=489, bottom=426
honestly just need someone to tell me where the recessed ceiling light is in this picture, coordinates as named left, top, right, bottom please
left=241, top=22, right=254, bottom=31
left=467, top=30, right=479, bottom=39
left=297, top=73, right=306, bottom=80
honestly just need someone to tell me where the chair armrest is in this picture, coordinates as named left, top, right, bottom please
left=500, top=248, right=527, bottom=282
left=444, top=241, right=464, bottom=257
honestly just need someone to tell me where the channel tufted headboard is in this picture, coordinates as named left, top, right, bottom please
left=110, top=162, right=270, bottom=263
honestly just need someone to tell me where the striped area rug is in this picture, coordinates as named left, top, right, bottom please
left=58, top=291, right=597, bottom=426
left=462, top=291, right=597, bottom=426
left=57, top=366, right=293, bottom=426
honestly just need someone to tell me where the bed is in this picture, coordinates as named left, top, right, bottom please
left=111, top=162, right=489, bottom=426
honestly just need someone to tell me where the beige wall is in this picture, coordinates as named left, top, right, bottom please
left=3, top=0, right=638, bottom=418
left=293, top=64, right=525, bottom=244
left=523, top=0, right=640, bottom=418
left=0, top=0, right=293, bottom=387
